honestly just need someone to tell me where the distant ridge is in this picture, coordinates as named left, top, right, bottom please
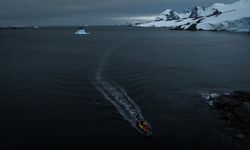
left=136, top=0, right=250, bottom=32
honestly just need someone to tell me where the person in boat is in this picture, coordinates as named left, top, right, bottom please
left=137, top=120, right=152, bottom=135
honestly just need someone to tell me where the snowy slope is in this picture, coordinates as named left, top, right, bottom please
left=137, top=0, right=250, bottom=32
left=198, top=0, right=250, bottom=32
left=154, top=9, right=190, bottom=21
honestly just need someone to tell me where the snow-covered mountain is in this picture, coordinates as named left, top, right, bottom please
left=155, top=9, right=181, bottom=21
left=137, top=0, right=250, bottom=32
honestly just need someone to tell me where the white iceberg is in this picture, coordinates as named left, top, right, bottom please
left=74, top=29, right=90, bottom=35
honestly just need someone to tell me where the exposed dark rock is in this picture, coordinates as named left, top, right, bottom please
left=154, top=18, right=163, bottom=21
left=196, top=18, right=204, bottom=23
left=186, top=23, right=197, bottom=31
left=214, top=95, right=241, bottom=109
left=189, top=6, right=221, bottom=18
left=207, top=9, right=222, bottom=17
left=213, top=9, right=222, bottom=16
left=232, top=90, right=250, bottom=102
left=169, top=25, right=184, bottom=30
left=170, top=18, right=204, bottom=31
left=133, top=22, right=141, bottom=26
left=190, top=7, right=198, bottom=18
left=211, top=91, right=250, bottom=138
left=235, top=102, right=250, bottom=125
left=165, top=10, right=180, bottom=21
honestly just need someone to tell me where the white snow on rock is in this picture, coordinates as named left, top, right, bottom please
left=189, top=6, right=220, bottom=18
left=75, top=29, right=90, bottom=35
left=155, top=9, right=181, bottom=21
left=136, top=0, right=250, bottom=32
left=155, top=9, right=190, bottom=22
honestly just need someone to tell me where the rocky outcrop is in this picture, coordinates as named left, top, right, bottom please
left=208, top=91, right=250, bottom=139
left=189, top=6, right=221, bottom=18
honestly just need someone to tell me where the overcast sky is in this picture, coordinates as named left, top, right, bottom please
left=0, top=0, right=236, bottom=26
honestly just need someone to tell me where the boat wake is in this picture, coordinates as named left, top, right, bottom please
left=90, top=52, right=150, bottom=134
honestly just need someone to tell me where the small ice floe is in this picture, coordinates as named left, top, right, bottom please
left=34, top=26, right=40, bottom=29
left=202, top=93, right=219, bottom=100
left=74, top=27, right=90, bottom=35
left=201, top=92, right=233, bottom=106
left=201, top=93, right=219, bottom=106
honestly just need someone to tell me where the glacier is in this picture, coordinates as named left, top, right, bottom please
left=136, top=0, right=250, bottom=32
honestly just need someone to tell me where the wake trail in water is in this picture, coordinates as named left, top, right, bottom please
left=91, top=51, right=145, bottom=129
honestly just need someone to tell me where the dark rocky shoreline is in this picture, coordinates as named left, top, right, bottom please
left=207, top=91, right=250, bottom=139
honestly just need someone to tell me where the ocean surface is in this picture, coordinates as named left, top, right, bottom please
left=0, top=26, right=250, bottom=149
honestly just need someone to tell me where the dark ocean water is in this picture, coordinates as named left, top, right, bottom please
left=0, top=26, right=250, bottom=150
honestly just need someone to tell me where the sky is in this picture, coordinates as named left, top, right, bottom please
left=0, top=0, right=236, bottom=26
